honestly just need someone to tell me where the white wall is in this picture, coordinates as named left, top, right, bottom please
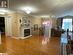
left=32, top=17, right=42, bottom=28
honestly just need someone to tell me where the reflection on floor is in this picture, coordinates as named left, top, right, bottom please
left=0, top=34, right=60, bottom=55
left=61, top=32, right=73, bottom=55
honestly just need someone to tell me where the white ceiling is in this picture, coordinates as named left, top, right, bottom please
left=9, top=0, right=73, bottom=17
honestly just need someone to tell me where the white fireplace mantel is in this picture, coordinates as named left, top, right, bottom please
left=19, top=16, right=32, bottom=39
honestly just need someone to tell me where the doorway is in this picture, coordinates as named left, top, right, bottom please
left=0, top=17, right=5, bottom=34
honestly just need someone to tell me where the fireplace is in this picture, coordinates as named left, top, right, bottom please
left=24, top=29, right=30, bottom=37
left=19, top=17, right=32, bottom=38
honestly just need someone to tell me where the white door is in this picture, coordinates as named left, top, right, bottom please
left=5, top=16, right=12, bottom=36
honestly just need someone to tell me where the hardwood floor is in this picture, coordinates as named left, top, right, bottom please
left=0, top=34, right=6, bottom=53
left=1, top=35, right=60, bottom=55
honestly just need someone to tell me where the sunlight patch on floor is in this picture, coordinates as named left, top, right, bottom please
left=0, top=53, right=7, bottom=55
left=42, top=37, right=49, bottom=45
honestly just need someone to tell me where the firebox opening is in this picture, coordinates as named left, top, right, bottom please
left=24, top=29, right=30, bottom=37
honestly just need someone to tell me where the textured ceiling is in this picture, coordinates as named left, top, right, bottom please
left=9, top=0, right=73, bottom=17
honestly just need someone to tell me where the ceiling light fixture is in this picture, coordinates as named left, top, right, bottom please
left=21, top=6, right=34, bottom=14
left=51, top=15, right=55, bottom=18
left=21, top=6, right=37, bottom=14
left=0, top=9, right=5, bottom=14
left=0, top=8, right=8, bottom=12
left=0, top=8, right=9, bottom=14
left=40, top=15, right=50, bottom=18
left=0, top=12, right=5, bottom=14
left=23, top=7, right=32, bottom=14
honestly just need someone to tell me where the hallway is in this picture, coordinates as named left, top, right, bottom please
left=0, top=35, right=60, bottom=55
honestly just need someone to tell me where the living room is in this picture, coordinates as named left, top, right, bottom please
left=0, top=0, right=73, bottom=55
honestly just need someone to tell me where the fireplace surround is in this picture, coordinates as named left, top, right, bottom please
left=19, top=16, right=32, bottom=39
left=24, top=29, right=30, bottom=37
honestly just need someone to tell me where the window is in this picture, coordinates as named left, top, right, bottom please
left=62, top=19, right=72, bottom=31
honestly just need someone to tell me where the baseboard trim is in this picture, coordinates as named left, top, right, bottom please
left=11, top=35, right=32, bottom=39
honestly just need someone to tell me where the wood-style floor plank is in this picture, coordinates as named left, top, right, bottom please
left=1, top=35, right=60, bottom=55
